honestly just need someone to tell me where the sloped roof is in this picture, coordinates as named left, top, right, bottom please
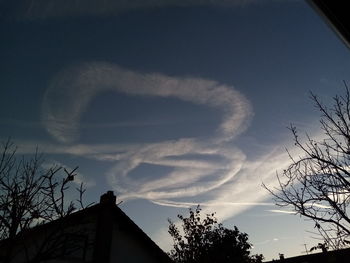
left=0, top=193, right=172, bottom=263
left=265, top=247, right=350, bottom=263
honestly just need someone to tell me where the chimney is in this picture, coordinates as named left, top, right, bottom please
left=279, top=253, right=285, bottom=261
left=100, top=191, right=116, bottom=204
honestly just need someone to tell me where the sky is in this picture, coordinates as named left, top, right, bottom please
left=1, top=0, right=350, bottom=260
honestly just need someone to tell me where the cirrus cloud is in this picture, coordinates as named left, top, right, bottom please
left=42, top=62, right=253, bottom=144
left=41, top=61, right=256, bottom=209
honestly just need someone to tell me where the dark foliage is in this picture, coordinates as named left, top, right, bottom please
left=168, top=205, right=263, bottom=263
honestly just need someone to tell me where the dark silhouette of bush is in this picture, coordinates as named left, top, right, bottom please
left=168, top=205, right=263, bottom=263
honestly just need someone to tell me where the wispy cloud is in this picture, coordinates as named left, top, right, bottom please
left=151, top=199, right=273, bottom=208
left=42, top=62, right=253, bottom=144
left=267, top=209, right=296, bottom=215
left=106, top=143, right=247, bottom=201
left=36, top=60, right=315, bottom=252
left=39, top=62, right=272, bottom=216
left=38, top=61, right=295, bottom=218
left=254, top=237, right=282, bottom=246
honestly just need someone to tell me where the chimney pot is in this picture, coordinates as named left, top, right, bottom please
left=100, top=191, right=116, bottom=204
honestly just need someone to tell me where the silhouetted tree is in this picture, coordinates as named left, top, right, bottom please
left=264, top=84, right=350, bottom=250
left=168, top=205, right=263, bottom=263
left=0, top=139, right=91, bottom=262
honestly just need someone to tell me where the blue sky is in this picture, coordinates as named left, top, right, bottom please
left=1, top=0, right=350, bottom=260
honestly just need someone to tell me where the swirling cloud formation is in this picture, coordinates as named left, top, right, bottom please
left=42, top=62, right=252, bottom=144
left=42, top=62, right=256, bottom=214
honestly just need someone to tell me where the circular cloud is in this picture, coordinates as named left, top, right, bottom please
left=42, top=62, right=253, bottom=144
left=42, top=61, right=253, bottom=203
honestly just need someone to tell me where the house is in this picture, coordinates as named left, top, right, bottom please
left=0, top=191, right=173, bottom=263
left=265, top=247, right=350, bottom=263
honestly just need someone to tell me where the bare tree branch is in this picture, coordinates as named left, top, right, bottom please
left=264, top=84, right=350, bottom=250
left=0, top=140, right=91, bottom=262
